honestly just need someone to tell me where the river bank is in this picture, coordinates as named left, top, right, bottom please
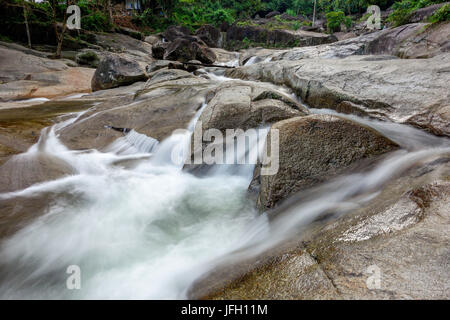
left=0, top=8, right=449, bottom=299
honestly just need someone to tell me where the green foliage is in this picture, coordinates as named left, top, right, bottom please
left=387, top=0, right=447, bottom=26
left=76, top=50, right=99, bottom=66
left=286, top=9, right=297, bottom=17
left=428, top=3, right=450, bottom=23
left=205, top=8, right=235, bottom=26
left=81, top=12, right=112, bottom=32
left=325, top=11, right=352, bottom=32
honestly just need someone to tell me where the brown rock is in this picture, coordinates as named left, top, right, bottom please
left=256, top=115, right=399, bottom=210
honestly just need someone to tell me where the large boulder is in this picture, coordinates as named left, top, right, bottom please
left=151, top=41, right=169, bottom=59
left=196, top=82, right=308, bottom=133
left=163, top=25, right=192, bottom=42
left=195, top=24, right=223, bottom=48
left=185, top=81, right=309, bottom=174
left=407, top=3, right=448, bottom=23
left=268, top=22, right=450, bottom=61
left=93, top=32, right=153, bottom=65
left=163, top=37, right=217, bottom=64
left=255, top=115, right=399, bottom=210
left=61, top=69, right=215, bottom=151
left=91, top=54, right=148, bottom=91
left=193, top=157, right=450, bottom=299
left=144, top=34, right=161, bottom=45
left=364, top=22, right=450, bottom=59
left=0, top=44, right=94, bottom=101
left=227, top=53, right=450, bottom=137
left=225, top=25, right=337, bottom=50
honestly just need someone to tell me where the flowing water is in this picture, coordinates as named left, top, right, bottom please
left=0, top=67, right=449, bottom=299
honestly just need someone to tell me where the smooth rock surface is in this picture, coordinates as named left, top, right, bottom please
left=256, top=115, right=399, bottom=210
left=91, top=53, right=148, bottom=91
left=227, top=53, right=450, bottom=137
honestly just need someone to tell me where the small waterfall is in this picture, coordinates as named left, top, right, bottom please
left=244, top=56, right=259, bottom=66
left=124, top=130, right=159, bottom=154
left=0, top=62, right=449, bottom=300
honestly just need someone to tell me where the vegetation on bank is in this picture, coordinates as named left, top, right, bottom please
left=387, top=0, right=449, bottom=26
left=0, top=0, right=448, bottom=56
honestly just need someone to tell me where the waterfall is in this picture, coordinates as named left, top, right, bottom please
left=0, top=77, right=449, bottom=299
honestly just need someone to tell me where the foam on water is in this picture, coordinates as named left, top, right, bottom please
left=0, top=79, right=449, bottom=300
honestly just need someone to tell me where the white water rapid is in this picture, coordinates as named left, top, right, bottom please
left=0, top=74, right=449, bottom=300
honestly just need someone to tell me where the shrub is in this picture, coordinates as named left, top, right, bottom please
left=286, top=9, right=296, bottom=17
left=325, top=11, right=348, bottom=33
left=387, top=0, right=448, bottom=26
left=292, top=20, right=300, bottom=30
left=81, top=12, right=112, bottom=32
left=428, top=3, right=450, bottom=23
left=205, top=8, right=235, bottom=27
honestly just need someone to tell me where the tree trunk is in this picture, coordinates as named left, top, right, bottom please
left=52, top=0, right=69, bottom=59
left=108, top=0, right=113, bottom=24
left=312, top=0, right=317, bottom=27
left=23, top=0, right=31, bottom=48
left=56, top=34, right=63, bottom=58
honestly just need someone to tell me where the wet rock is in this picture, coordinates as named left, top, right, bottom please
left=195, top=25, right=223, bottom=48
left=60, top=70, right=215, bottom=151
left=197, top=83, right=307, bottom=133
left=0, top=152, right=74, bottom=193
left=91, top=53, right=148, bottom=91
left=255, top=115, right=399, bottom=210
left=193, top=156, right=450, bottom=299
left=185, top=81, right=309, bottom=175
left=144, top=68, right=200, bottom=87
left=227, top=53, right=450, bottom=137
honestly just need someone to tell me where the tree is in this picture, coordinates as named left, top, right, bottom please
left=48, top=0, right=72, bottom=58
left=22, top=0, right=31, bottom=47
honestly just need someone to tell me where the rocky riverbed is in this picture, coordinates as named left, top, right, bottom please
left=0, top=15, right=449, bottom=299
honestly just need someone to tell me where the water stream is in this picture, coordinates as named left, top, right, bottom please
left=0, top=65, right=449, bottom=299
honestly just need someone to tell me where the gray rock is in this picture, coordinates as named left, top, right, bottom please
left=151, top=41, right=169, bottom=59
left=163, top=37, right=217, bottom=64
left=144, top=35, right=161, bottom=45
left=145, top=60, right=171, bottom=74
left=195, top=25, right=223, bottom=48
left=407, top=3, right=448, bottom=23
left=227, top=53, right=450, bottom=137
left=266, top=11, right=281, bottom=19
left=91, top=53, right=148, bottom=91
left=163, top=25, right=192, bottom=42
left=255, top=115, right=399, bottom=210
left=191, top=156, right=450, bottom=300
